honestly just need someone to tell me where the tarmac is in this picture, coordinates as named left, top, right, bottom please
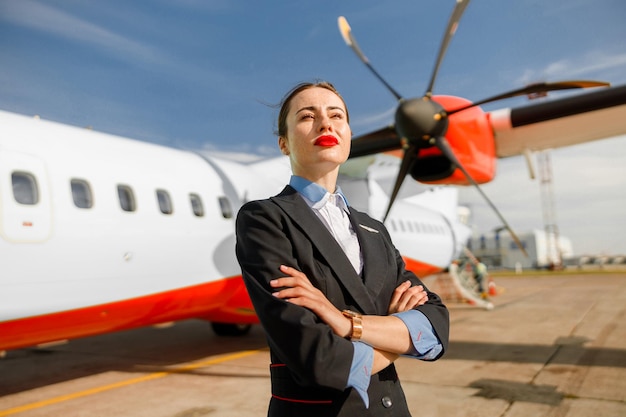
left=0, top=271, right=625, bottom=417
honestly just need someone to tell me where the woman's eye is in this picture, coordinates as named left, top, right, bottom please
left=300, top=114, right=314, bottom=120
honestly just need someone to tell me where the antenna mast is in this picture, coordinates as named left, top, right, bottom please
left=537, top=150, right=562, bottom=269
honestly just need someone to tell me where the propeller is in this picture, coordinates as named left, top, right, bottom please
left=339, top=0, right=471, bottom=223
left=432, top=136, right=527, bottom=254
left=347, top=125, right=399, bottom=159
left=338, top=16, right=403, bottom=101
left=337, top=0, right=606, bottom=255
left=424, top=0, right=470, bottom=97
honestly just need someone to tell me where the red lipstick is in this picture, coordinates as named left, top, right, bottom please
left=314, top=135, right=339, bottom=147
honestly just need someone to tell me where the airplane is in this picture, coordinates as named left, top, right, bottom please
left=2, top=0, right=626, bottom=353
left=0, top=108, right=472, bottom=351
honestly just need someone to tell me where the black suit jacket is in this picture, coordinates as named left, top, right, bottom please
left=236, top=186, right=449, bottom=417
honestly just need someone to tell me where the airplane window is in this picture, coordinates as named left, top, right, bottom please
left=218, top=196, right=233, bottom=219
left=71, top=179, right=93, bottom=209
left=117, top=185, right=136, bottom=212
left=156, top=189, right=173, bottom=214
left=407, top=222, right=414, bottom=233
left=11, top=171, right=39, bottom=205
left=189, top=193, right=204, bottom=217
left=390, top=220, right=397, bottom=232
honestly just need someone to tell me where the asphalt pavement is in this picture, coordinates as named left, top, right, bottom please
left=1, top=271, right=624, bottom=417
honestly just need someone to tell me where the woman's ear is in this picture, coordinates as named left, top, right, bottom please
left=278, top=136, right=290, bottom=155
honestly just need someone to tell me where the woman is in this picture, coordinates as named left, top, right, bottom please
left=236, top=81, right=449, bottom=417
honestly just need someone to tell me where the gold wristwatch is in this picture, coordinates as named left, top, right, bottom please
left=342, top=310, right=363, bottom=341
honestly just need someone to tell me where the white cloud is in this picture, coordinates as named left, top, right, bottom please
left=351, top=105, right=396, bottom=133
left=517, top=51, right=626, bottom=85
left=0, top=0, right=159, bottom=64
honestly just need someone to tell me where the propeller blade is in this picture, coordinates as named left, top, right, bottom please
left=349, top=126, right=401, bottom=158
left=424, top=0, right=471, bottom=96
left=383, top=144, right=419, bottom=222
left=433, top=136, right=529, bottom=256
left=338, top=16, right=403, bottom=101
left=446, top=80, right=610, bottom=116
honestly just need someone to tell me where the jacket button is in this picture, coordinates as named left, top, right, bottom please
left=381, top=396, right=392, bottom=408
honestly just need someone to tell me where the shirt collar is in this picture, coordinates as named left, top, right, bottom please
left=289, top=175, right=350, bottom=211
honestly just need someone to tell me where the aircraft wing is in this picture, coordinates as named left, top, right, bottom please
left=488, top=84, right=626, bottom=158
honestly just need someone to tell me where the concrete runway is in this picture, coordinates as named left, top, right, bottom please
left=1, top=272, right=625, bottom=417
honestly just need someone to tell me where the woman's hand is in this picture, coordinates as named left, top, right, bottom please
left=271, top=265, right=351, bottom=338
left=387, top=280, right=428, bottom=314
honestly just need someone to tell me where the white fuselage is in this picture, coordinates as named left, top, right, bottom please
left=0, top=110, right=467, bottom=348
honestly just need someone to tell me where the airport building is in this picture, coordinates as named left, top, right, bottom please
left=467, top=229, right=574, bottom=270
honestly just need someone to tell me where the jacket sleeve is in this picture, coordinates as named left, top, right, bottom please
left=235, top=200, right=354, bottom=391
left=380, top=220, right=450, bottom=359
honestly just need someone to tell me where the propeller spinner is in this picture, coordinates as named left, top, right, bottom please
left=338, top=0, right=609, bottom=255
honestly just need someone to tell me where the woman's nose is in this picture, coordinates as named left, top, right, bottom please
left=318, top=115, right=332, bottom=132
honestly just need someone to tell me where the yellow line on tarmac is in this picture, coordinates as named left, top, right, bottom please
left=0, top=349, right=262, bottom=417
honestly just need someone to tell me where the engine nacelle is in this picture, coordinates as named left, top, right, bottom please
left=410, top=95, right=496, bottom=185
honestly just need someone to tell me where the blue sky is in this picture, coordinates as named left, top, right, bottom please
left=1, top=0, right=625, bottom=255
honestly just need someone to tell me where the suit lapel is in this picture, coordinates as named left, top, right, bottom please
left=349, top=209, right=388, bottom=301
left=271, top=187, right=376, bottom=313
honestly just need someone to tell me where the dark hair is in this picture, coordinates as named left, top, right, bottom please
left=275, top=81, right=350, bottom=137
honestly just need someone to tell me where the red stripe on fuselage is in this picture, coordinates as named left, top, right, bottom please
left=1, top=258, right=442, bottom=351
left=0, top=275, right=257, bottom=351
left=403, top=257, right=444, bottom=278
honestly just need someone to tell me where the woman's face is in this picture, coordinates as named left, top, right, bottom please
left=279, top=87, right=351, bottom=178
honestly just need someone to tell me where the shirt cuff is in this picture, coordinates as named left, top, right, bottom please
left=346, top=341, right=373, bottom=408
left=393, top=309, right=443, bottom=360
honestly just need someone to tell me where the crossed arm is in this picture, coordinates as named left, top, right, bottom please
left=271, top=264, right=429, bottom=374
